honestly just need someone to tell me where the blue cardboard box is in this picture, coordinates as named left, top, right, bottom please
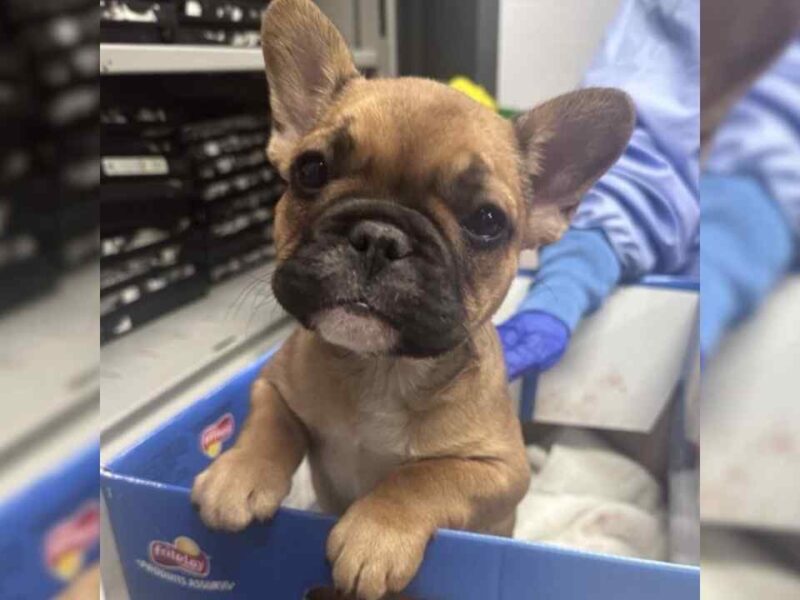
left=0, top=442, right=100, bottom=599
left=102, top=346, right=699, bottom=599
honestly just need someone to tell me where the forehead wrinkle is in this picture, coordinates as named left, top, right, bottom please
left=435, top=153, right=492, bottom=212
left=322, top=79, right=521, bottom=208
left=329, top=119, right=355, bottom=170
left=453, top=153, right=487, bottom=190
left=345, top=92, right=470, bottom=185
left=339, top=102, right=400, bottom=181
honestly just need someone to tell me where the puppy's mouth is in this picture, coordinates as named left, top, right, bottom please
left=311, top=300, right=399, bottom=355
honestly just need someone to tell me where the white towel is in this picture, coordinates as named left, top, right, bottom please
left=284, top=459, right=319, bottom=511
left=514, top=428, right=667, bottom=561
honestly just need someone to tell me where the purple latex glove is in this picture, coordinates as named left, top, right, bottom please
left=497, top=310, right=571, bottom=381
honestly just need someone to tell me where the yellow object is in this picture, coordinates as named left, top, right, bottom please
left=449, top=76, right=498, bottom=111
left=52, top=549, right=84, bottom=581
left=175, top=536, right=202, bottom=557
left=205, top=440, right=222, bottom=458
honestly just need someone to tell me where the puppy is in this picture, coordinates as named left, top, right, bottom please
left=192, top=1, right=635, bottom=598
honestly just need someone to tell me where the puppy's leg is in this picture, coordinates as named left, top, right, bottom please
left=192, top=378, right=307, bottom=531
left=327, top=456, right=530, bottom=600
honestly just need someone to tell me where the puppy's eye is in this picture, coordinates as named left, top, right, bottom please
left=292, top=152, right=329, bottom=194
left=462, top=205, right=508, bottom=244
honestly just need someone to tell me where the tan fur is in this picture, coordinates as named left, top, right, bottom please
left=192, top=1, right=634, bottom=598
left=56, top=563, right=100, bottom=600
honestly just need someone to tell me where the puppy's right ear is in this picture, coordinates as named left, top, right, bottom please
left=262, top=0, right=360, bottom=167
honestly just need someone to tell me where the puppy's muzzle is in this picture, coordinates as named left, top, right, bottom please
left=316, top=197, right=447, bottom=266
left=348, top=220, right=413, bottom=278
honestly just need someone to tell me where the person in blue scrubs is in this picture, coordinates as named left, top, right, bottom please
left=701, top=35, right=800, bottom=357
left=501, top=0, right=700, bottom=379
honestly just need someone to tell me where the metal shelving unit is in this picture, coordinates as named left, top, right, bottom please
left=100, top=43, right=379, bottom=75
left=99, top=4, right=394, bottom=429
left=97, top=40, right=307, bottom=432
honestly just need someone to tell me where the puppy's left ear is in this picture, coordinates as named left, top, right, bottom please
left=261, top=0, right=360, bottom=167
left=515, top=88, right=635, bottom=248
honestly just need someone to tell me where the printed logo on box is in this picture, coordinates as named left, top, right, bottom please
left=43, top=500, right=101, bottom=581
left=149, top=536, right=210, bottom=578
left=200, top=413, right=235, bottom=458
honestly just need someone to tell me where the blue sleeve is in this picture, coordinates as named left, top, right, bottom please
left=700, top=175, right=794, bottom=357
left=571, top=0, right=701, bottom=279
left=518, top=229, right=620, bottom=330
left=704, top=36, right=800, bottom=244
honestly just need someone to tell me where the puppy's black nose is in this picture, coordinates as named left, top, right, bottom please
left=348, top=220, right=412, bottom=275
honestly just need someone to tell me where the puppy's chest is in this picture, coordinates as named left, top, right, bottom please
left=354, top=385, right=415, bottom=458
left=304, top=363, right=429, bottom=499
left=328, top=370, right=418, bottom=459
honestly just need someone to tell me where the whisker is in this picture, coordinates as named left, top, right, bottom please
left=226, top=277, right=262, bottom=320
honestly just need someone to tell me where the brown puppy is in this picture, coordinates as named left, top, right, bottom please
left=192, top=1, right=635, bottom=598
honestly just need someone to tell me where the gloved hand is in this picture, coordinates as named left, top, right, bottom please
left=499, top=310, right=570, bottom=380
left=700, top=174, right=795, bottom=359
left=499, top=228, right=622, bottom=379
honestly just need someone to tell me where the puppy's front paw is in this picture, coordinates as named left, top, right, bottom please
left=191, top=449, right=289, bottom=532
left=327, top=498, right=432, bottom=600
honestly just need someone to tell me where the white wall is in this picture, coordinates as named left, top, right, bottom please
left=315, top=0, right=357, bottom=45
left=496, top=0, right=621, bottom=110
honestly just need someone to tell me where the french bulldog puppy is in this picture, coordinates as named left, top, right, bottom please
left=192, top=0, right=634, bottom=598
